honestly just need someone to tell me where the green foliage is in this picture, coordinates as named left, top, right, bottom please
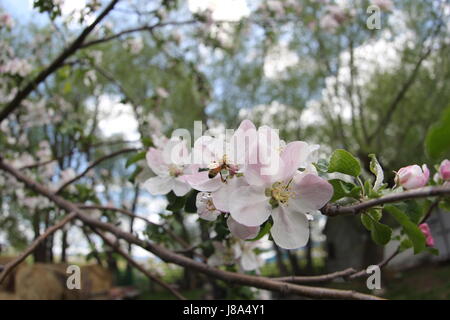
left=368, top=154, right=384, bottom=191
left=385, top=205, right=426, bottom=254
left=184, top=190, right=199, bottom=213
left=361, top=209, right=382, bottom=230
left=370, top=219, right=393, bottom=246
left=328, top=149, right=362, bottom=177
left=166, top=192, right=187, bottom=212
left=328, top=179, right=361, bottom=202
left=361, top=209, right=391, bottom=246
left=313, top=159, right=329, bottom=177
left=425, top=105, right=450, bottom=160
left=248, top=220, right=272, bottom=241
left=126, top=151, right=146, bottom=168
left=33, top=0, right=61, bottom=20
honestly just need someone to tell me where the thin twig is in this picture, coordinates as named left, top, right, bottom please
left=349, top=248, right=400, bottom=279
left=273, top=268, right=357, bottom=284
left=55, top=148, right=137, bottom=194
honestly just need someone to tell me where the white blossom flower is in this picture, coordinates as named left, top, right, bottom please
left=144, top=139, right=195, bottom=196
left=229, top=126, right=333, bottom=249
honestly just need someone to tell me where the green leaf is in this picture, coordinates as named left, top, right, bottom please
left=314, top=159, right=329, bottom=173
left=439, top=198, right=450, bottom=212
left=399, top=238, right=413, bottom=252
left=328, top=149, right=362, bottom=177
left=63, top=81, right=72, bottom=94
left=370, top=219, right=392, bottom=246
left=126, top=151, right=146, bottom=168
left=361, top=209, right=390, bottom=245
left=128, top=166, right=142, bottom=183
left=166, top=192, right=187, bottom=212
left=361, top=209, right=382, bottom=231
left=142, top=137, right=153, bottom=148
left=369, top=154, right=384, bottom=191
left=328, top=179, right=361, bottom=202
left=184, top=190, right=199, bottom=213
left=248, top=220, right=272, bottom=241
left=385, top=205, right=426, bottom=254
left=426, top=247, right=439, bottom=256
left=425, top=105, right=450, bottom=159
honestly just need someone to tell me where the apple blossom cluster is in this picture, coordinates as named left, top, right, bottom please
left=394, top=159, right=450, bottom=190
left=144, top=120, right=333, bottom=251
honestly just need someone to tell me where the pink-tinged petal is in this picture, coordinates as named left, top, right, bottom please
left=172, top=178, right=191, bottom=196
left=143, top=176, right=173, bottom=195
left=422, top=164, right=430, bottom=182
left=257, top=126, right=282, bottom=177
left=237, top=119, right=256, bottom=132
left=146, top=148, right=168, bottom=176
left=439, top=159, right=450, bottom=181
left=419, top=223, right=435, bottom=247
left=183, top=171, right=222, bottom=192
left=243, top=142, right=280, bottom=186
left=229, top=120, right=257, bottom=165
left=279, top=141, right=309, bottom=181
left=243, top=162, right=274, bottom=187
left=193, top=135, right=223, bottom=167
left=227, top=216, right=260, bottom=240
left=229, top=186, right=271, bottom=227
left=397, top=166, right=413, bottom=185
left=271, top=206, right=309, bottom=249
left=211, top=176, right=248, bottom=212
left=258, top=125, right=281, bottom=153
left=161, top=139, right=189, bottom=166
left=290, top=173, right=333, bottom=212
left=182, top=164, right=200, bottom=175
left=396, top=164, right=429, bottom=189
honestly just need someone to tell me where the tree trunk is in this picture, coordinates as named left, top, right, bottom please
left=32, top=211, right=47, bottom=263
left=306, top=239, right=314, bottom=274
left=61, top=229, right=68, bottom=263
left=273, top=243, right=289, bottom=276
left=287, top=250, right=302, bottom=275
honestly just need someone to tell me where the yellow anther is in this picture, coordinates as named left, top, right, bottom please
left=168, top=165, right=182, bottom=177
left=270, top=181, right=295, bottom=205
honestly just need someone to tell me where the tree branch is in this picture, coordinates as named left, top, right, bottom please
left=273, top=268, right=357, bottom=284
left=321, top=185, right=450, bottom=217
left=55, top=147, right=137, bottom=194
left=92, top=228, right=186, bottom=300
left=80, top=20, right=199, bottom=49
left=78, top=204, right=207, bottom=261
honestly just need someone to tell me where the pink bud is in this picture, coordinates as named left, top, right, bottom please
left=439, top=159, right=450, bottom=181
left=395, top=164, right=429, bottom=190
left=419, top=223, right=435, bottom=247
